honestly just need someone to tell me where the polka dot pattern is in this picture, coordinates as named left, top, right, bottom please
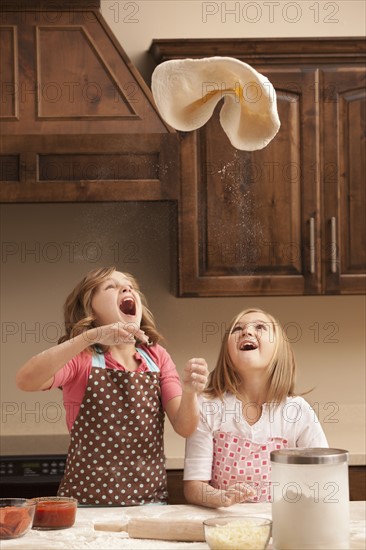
left=58, top=368, right=168, bottom=506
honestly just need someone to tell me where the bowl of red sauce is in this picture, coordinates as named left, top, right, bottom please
left=0, top=498, right=36, bottom=539
left=31, top=497, right=77, bottom=530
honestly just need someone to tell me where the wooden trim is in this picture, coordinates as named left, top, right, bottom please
left=167, top=467, right=366, bottom=503
left=0, top=134, right=180, bottom=203
left=349, top=466, right=366, bottom=502
left=150, top=38, right=366, bottom=65
left=167, top=470, right=187, bottom=505
left=0, top=134, right=166, bottom=154
left=0, top=0, right=100, bottom=9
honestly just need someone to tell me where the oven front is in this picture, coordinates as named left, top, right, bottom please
left=0, top=454, right=67, bottom=498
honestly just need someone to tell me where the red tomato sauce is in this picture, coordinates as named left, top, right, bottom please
left=32, top=500, right=76, bottom=529
left=0, top=506, right=34, bottom=539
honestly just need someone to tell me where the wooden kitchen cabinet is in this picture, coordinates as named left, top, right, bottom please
left=0, top=0, right=178, bottom=203
left=321, top=67, right=366, bottom=294
left=150, top=39, right=366, bottom=296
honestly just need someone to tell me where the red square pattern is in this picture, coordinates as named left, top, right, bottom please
left=210, top=432, right=285, bottom=503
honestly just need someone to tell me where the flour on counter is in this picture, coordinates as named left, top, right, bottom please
left=0, top=527, right=207, bottom=550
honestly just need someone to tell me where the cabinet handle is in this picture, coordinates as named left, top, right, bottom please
left=330, top=216, right=337, bottom=273
left=309, top=217, right=315, bottom=274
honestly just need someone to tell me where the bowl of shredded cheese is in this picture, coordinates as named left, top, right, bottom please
left=203, top=515, right=272, bottom=550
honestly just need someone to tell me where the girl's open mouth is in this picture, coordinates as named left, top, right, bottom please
left=119, top=297, right=136, bottom=316
left=239, top=341, right=258, bottom=351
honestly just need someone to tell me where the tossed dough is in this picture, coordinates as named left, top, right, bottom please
left=151, top=56, right=280, bottom=151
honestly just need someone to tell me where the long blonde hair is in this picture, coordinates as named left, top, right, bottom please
left=205, top=308, right=297, bottom=404
left=58, top=266, right=163, bottom=352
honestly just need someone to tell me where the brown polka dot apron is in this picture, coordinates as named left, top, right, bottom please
left=58, top=349, right=167, bottom=506
left=211, top=431, right=288, bottom=502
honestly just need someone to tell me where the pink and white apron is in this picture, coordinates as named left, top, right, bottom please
left=58, top=348, right=167, bottom=506
left=211, top=431, right=288, bottom=502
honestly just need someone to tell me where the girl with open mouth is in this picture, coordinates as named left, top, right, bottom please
left=183, top=307, right=328, bottom=507
left=16, top=266, right=208, bottom=506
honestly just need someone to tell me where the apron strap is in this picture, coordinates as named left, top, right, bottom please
left=136, top=347, right=160, bottom=372
left=91, top=353, right=106, bottom=369
left=91, top=348, right=159, bottom=372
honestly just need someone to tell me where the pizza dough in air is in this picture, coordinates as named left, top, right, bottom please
left=151, top=56, right=280, bottom=151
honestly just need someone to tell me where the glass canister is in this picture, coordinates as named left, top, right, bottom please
left=271, top=448, right=349, bottom=550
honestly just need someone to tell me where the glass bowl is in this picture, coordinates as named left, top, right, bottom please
left=203, top=515, right=272, bottom=550
left=31, top=496, right=77, bottom=530
left=0, top=498, right=36, bottom=539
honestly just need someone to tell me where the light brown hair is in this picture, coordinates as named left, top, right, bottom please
left=58, top=266, right=163, bottom=352
left=204, top=308, right=297, bottom=404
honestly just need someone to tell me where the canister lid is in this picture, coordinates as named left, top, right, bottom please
left=270, top=448, right=349, bottom=464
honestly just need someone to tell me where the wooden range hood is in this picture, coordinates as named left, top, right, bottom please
left=0, top=0, right=179, bottom=202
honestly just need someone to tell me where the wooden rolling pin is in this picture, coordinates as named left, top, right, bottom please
left=94, top=512, right=206, bottom=541
left=93, top=503, right=265, bottom=542
left=130, top=516, right=204, bottom=541
left=94, top=516, right=205, bottom=541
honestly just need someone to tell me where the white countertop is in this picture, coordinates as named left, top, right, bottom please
left=1, top=502, right=365, bottom=550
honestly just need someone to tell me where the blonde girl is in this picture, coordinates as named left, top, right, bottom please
left=183, top=308, right=328, bottom=507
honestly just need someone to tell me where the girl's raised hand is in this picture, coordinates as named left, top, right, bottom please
left=89, top=322, right=149, bottom=347
left=182, top=358, right=209, bottom=394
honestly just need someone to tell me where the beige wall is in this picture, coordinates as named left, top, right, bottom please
left=100, top=0, right=366, bottom=81
left=1, top=203, right=365, bottom=462
left=1, top=1, right=365, bottom=463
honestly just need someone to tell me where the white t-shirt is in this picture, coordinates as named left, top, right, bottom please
left=184, top=393, right=328, bottom=481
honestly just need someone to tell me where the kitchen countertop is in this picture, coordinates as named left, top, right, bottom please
left=1, top=502, right=365, bottom=550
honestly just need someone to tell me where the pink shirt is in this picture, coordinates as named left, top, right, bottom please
left=49, top=344, right=182, bottom=432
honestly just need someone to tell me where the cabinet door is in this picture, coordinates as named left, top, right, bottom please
left=179, top=69, right=320, bottom=296
left=322, top=67, right=366, bottom=293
